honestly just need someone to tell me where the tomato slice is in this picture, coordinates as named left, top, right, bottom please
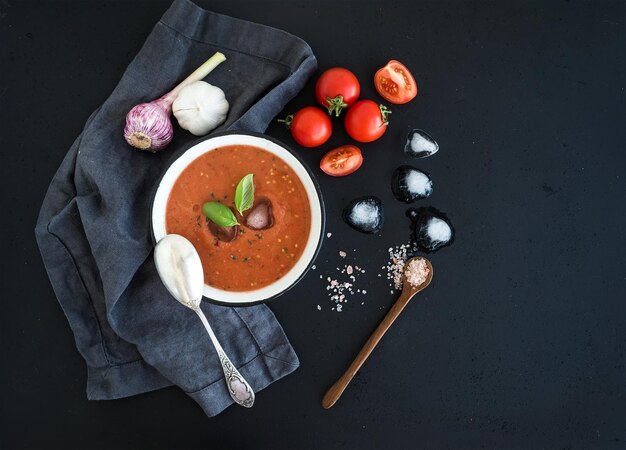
left=320, top=145, right=363, bottom=177
left=374, top=60, right=418, bottom=104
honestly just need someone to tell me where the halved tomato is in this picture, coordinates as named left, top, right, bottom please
left=374, top=60, right=418, bottom=104
left=320, top=145, right=363, bottom=177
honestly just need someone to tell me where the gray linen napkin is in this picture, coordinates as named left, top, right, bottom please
left=34, top=0, right=316, bottom=417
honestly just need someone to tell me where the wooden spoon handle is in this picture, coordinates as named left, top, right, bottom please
left=322, top=289, right=414, bottom=409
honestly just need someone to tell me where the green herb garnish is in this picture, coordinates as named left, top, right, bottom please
left=202, top=201, right=239, bottom=227
left=235, top=173, right=255, bottom=216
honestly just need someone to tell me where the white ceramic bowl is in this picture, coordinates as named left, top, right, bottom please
left=151, top=132, right=324, bottom=305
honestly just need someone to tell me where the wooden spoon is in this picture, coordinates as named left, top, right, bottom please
left=322, top=257, right=433, bottom=409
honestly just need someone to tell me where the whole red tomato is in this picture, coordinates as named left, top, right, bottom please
left=344, top=100, right=391, bottom=142
left=280, top=106, right=332, bottom=147
left=315, top=68, right=361, bottom=117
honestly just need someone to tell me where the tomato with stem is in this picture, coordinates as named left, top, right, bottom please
left=315, top=68, right=361, bottom=117
left=344, top=100, right=391, bottom=142
left=279, top=106, right=332, bottom=148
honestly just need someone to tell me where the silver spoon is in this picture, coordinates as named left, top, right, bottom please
left=154, top=234, right=255, bottom=408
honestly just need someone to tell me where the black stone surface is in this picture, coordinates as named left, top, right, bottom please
left=1, top=1, right=625, bottom=448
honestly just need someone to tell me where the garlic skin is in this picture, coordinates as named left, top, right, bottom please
left=172, top=81, right=229, bottom=136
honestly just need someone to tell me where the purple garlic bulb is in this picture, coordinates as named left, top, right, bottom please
left=124, top=99, right=174, bottom=152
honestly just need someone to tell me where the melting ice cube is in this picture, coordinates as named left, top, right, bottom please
left=404, top=129, right=439, bottom=159
left=343, top=196, right=384, bottom=234
left=244, top=198, right=274, bottom=230
left=391, top=165, right=433, bottom=203
left=208, top=218, right=239, bottom=242
left=408, top=207, right=454, bottom=252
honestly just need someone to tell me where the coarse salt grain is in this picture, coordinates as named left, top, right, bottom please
left=404, top=258, right=430, bottom=287
left=383, top=243, right=413, bottom=290
left=322, top=258, right=367, bottom=312
left=339, top=251, right=347, bottom=258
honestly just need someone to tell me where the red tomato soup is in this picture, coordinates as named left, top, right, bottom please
left=166, top=145, right=312, bottom=291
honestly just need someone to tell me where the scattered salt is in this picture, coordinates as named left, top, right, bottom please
left=317, top=305, right=321, bottom=310
left=327, top=232, right=332, bottom=238
left=320, top=241, right=417, bottom=312
left=384, top=243, right=413, bottom=289
left=322, top=257, right=367, bottom=313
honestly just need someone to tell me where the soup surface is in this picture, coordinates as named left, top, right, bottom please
left=166, top=145, right=312, bottom=291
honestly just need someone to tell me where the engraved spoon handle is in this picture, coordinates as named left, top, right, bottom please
left=194, top=307, right=255, bottom=408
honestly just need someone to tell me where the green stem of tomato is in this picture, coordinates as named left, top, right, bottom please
left=325, top=95, right=348, bottom=117
left=378, top=104, right=392, bottom=126
left=277, top=114, right=294, bottom=129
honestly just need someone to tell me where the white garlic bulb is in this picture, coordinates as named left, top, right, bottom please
left=172, top=81, right=229, bottom=136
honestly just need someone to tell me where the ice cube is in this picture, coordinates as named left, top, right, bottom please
left=208, top=221, right=239, bottom=242
left=343, top=196, right=384, bottom=234
left=244, top=198, right=274, bottom=230
left=408, top=207, right=454, bottom=252
left=404, top=129, right=439, bottom=159
left=391, top=165, right=433, bottom=203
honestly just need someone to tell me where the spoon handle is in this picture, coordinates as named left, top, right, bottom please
left=322, top=289, right=414, bottom=409
left=194, top=307, right=255, bottom=408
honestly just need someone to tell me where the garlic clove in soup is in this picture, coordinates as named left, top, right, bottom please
left=172, top=81, right=229, bottom=136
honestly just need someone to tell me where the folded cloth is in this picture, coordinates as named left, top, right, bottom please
left=34, top=0, right=316, bottom=417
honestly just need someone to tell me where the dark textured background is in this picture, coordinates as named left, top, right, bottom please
left=1, top=1, right=625, bottom=449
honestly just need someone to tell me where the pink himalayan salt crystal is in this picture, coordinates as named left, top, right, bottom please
left=404, top=258, right=430, bottom=287
left=339, top=251, right=347, bottom=258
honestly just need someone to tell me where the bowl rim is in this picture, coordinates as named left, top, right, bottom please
left=150, top=130, right=325, bottom=307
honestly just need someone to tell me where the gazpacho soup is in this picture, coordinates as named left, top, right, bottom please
left=165, top=145, right=312, bottom=291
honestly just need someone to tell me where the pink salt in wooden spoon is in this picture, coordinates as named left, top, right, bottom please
left=322, top=257, right=433, bottom=409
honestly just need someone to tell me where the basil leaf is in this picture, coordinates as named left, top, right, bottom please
left=202, top=202, right=239, bottom=227
left=235, top=173, right=255, bottom=216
